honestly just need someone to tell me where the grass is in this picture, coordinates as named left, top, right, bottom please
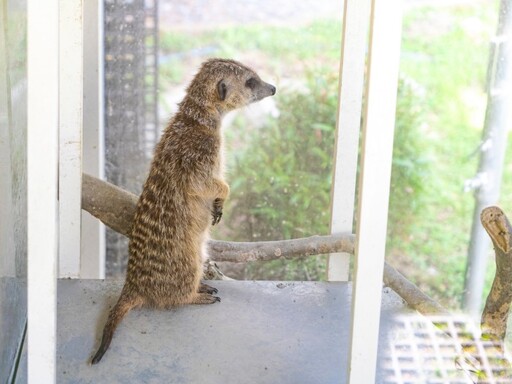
left=392, top=2, right=501, bottom=309
left=158, top=1, right=509, bottom=312
left=159, top=19, right=342, bottom=85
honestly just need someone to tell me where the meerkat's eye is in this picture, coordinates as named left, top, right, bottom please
left=245, top=77, right=257, bottom=89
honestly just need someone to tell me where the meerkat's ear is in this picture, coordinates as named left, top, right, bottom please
left=217, top=80, right=228, bottom=101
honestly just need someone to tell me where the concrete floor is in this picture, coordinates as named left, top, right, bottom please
left=15, top=280, right=408, bottom=384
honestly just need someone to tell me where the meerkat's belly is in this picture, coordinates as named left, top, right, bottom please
left=126, top=195, right=211, bottom=306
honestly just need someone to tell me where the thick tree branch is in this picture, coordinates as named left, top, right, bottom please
left=82, top=173, right=137, bottom=238
left=81, top=173, right=446, bottom=316
left=81, top=173, right=356, bottom=261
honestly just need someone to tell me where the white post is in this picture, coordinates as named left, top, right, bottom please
left=81, top=0, right=106, bottom=278
left=59, top=0, right=84, bottom=278
left=347, top=0, right=403, bottom=383
left=328, top=0, right=372, bottom=282
left=27, top=0, right=59, bottom=381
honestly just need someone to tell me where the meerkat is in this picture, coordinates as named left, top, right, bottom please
left=91, top=58, right=276, bottom=364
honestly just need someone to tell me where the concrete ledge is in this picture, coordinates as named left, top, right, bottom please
left=16, top=280, right=407, bottom=384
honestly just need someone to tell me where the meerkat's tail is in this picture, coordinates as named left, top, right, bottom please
left=91, top=291, right=142, bottom=364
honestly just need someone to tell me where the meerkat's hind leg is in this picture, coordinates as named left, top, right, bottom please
left=190, top=292, right=221, bottom=305
left=198, top=283, right=218, bottom=294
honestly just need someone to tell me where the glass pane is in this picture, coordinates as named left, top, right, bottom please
left=0, top=0, right=28, bottom=380
left=389, top=0, right=504, bottom=315
left=104, top=0, right=342, bottom=281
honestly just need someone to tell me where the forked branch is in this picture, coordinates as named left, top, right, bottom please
left=81, top=173, right=446, bottom=316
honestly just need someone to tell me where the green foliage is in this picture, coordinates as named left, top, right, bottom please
left=222, top=72, right=429, bottom=281
left=387, top=78, right=430, bottom=242
left=391, top=3, right=497, bottom=308
left=158, top=20, right=342, bottom=87
left=159, top=20, right=341, bottom=62
left=223, top=71, right=338, bottom=280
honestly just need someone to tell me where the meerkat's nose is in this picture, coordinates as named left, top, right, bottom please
left=269, top=85, right=276, bottom=95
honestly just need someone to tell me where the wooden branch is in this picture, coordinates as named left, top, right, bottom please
left=209, top=234, right=355, bottom=262
left=81, top=173, right=356, bottom=261
left=82, top=173, right=137, bottom=238
left=480, top=206, right=512, bottom=342
left=383, top=263, right=449, bottom=316
left=81, top=173, right=446, bottom=316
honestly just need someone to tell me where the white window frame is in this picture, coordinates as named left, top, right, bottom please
left=81, top=0, right=106, bottom=279
left=58, top=0, right=84, bottom=278
left=27, top=0, right=59, bottom=382
left=346, top=0, right=403, bottom=382
left=328, top=0, right=372, bottom=282
left=57, top=0, right=106, bottom=280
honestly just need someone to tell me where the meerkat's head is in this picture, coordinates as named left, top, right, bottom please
left=189, top=58, right=276, bottom=114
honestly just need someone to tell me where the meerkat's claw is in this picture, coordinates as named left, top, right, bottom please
left=199, top=283, right=218, bottom=294
left=211, top=198, right=223, bottom=225
left=191, top=293, right=221, bottom=304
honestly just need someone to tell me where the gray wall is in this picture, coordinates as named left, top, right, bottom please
left=0, top=0, right=27, bottom=381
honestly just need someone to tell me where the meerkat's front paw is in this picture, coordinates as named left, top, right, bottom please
left=211, top=198, right=223, bottom=225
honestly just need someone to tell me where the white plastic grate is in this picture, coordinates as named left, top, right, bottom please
left=381, top=315, right=512, bottom=384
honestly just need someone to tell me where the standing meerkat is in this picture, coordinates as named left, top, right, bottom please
left=91, top=58, right=276, bottom=364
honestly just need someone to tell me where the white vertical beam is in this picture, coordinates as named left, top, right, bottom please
left=81, top=0, right=105, bottom=278
left=27, top=0, right=59, bottom=381
left=347, top=0, right=403, bottom=383
left=59, top=0, right=83, bottom=278
left=328, top=0, right=371, bottom=282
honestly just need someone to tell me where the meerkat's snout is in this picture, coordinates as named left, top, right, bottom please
left=264, top=83, right=276, bottom=96
left=249, top=79, right=276, bottom=103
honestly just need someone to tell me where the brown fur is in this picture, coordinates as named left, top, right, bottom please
left=91, top=58, right=276, bottom=364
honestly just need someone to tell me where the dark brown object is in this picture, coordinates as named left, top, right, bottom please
left=91, top=58, right=276, bottom=364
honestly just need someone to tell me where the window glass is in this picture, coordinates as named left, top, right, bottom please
left=0, top=0, right=28, bottom=380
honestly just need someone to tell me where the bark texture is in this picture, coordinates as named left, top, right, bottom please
left=82, top=173, right=138, bottom=238
left=480, top=206, right=512, bottom=342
